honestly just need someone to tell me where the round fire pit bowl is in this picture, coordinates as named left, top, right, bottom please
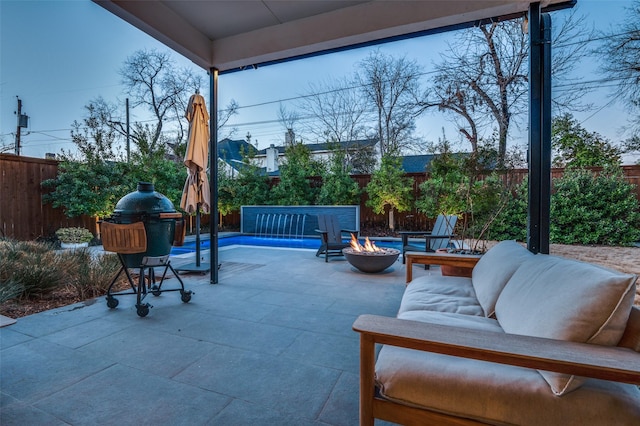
left=342, top=247, right=400, bottom=273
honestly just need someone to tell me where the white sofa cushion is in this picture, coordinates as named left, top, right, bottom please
left=471, top=240, right=534, bottom=317
left=398, top=275, right=484, bottom=316
left=398, top=310, right=503, bottom=332
left=495, top=254, right=637, bottom=395
left=375, top=344, right=640, bottom=425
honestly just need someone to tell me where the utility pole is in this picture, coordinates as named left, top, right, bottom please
left=126, top=98, right=130, bottom=163
left=108, top=98, right=131, bottom=162
left=14, top=97, right=29, bottom=156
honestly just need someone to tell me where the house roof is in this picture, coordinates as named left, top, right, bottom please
left=217, top=138, right=255, bottom=165
left=402, top=154, right=436, bottom=174
left=256, top=138, right=377, bottom=155
left=401, top=152, right=476, bottom=173
left=93, top=1, right=574, bottom=74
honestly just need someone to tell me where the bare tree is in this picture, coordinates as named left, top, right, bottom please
left=67, top=98, right=123, bottom=162
left=119, top=49, right=201, bottom=153
left=356, top=50, right=423, bottom=157
left=421, top=12, right=592, bottom=162
left=550, top=10, right=594, bottom=112
left=277, top=104, right=300, bottom=145
left=598, top=0, right=640, bottom=133
left=424, top=20, right=529, bottom=161
left=296, top=76, right=377, bottom=173
left=298, top=77, right=369, bottom=143
left=217, top=99, right=240, bottom=137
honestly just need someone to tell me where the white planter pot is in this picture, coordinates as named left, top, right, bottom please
left=60, top=242, right=89, bottom=249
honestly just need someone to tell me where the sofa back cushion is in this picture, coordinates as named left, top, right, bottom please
left=495, top=255, right=637, bottom=395
left=471, top=240, right=534, bottom=317
left=618, top=306, right=640, bottom=352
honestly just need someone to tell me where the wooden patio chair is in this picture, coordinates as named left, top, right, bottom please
left=399, top=214, right=457, bottom=264
left=315, top=214, right=359, bottom=262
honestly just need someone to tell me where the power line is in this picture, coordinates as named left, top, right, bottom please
left=580, top=96, right=619, bottom=125
left=219, top=28, right=639, bottom=115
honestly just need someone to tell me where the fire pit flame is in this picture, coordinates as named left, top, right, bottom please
left=349, top=233, right=382, bottom=253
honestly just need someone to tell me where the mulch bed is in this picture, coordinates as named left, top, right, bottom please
left=0, top=276, right=133, bottom=319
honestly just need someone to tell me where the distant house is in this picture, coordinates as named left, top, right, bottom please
left=216, top=135, right=461, bottom=176
left=217, top=138, right=257, bottom=176
left=255, top=138, right=378, bottom=176
left=217, top=135, right=378, bottom=176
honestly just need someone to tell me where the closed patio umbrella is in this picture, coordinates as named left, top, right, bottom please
left=177, top=91, right=211, bottom=273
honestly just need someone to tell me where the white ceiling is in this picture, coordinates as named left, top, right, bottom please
left=93, top=0, right=574, bottom=73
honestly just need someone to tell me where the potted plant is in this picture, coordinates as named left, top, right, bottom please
left=56, top=227, right=94, bottom=249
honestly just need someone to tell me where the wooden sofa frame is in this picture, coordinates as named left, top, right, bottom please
left=352, top=252, right=640, bottom=426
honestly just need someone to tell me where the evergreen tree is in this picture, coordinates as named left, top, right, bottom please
left=365, top=154, right=413, bottom=230
left=271, top=142, right=324, bottom=205
left=317, top=149, right=361, bottom=205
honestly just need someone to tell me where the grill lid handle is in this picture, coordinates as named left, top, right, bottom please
left=158, top=212, right=183, bottom=219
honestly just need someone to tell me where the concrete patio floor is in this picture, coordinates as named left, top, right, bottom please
left=0, top=244, right=411, bottom=425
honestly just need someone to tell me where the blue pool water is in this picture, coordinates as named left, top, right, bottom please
left=171, top=235, right=402, bottom=255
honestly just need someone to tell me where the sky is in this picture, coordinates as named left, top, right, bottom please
left=0, top=0, right=637, bottom=162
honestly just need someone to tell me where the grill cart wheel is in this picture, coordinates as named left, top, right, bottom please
left=151, top=285, right=161, bottom=297
left=181, top=290, right=192, bottom=303
left=136, top=304, right=151, bottom=317
left=106, top=297, right=119, bottom=309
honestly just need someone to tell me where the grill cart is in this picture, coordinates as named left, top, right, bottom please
left=102, top=182, right=192, bottom=317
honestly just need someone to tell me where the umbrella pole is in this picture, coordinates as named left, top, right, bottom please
left=195, top=203, right=201, bottom=267
left=175, top=202, right=211, bottom=274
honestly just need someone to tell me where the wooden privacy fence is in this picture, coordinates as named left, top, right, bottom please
left=2, top=153, right=640, bottom=241
left=0, top=154, right=96, bottom=240
left=349, top=166, right=640, bottom=231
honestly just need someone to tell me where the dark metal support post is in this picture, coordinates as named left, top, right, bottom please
left=527, top=3, right=552, bottom=254
left=210, top=68, right=219, bottom=284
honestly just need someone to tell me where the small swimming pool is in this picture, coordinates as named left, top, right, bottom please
left=171, top=235, right=402, bottom=255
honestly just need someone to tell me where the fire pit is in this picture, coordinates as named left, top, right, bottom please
left=343, top=235, right=400, bottom=273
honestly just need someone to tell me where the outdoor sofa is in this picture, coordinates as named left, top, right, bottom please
left=353, top=240, right=640, bottom=425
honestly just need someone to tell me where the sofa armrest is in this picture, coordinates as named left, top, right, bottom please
left=353, top=314, right=640, bottom=384
left=405, top=251, right=482, bottom=283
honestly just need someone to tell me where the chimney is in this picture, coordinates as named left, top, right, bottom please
left=285, top=129, right=295, bottom=145
left=266, top=144, right=278, bottom=172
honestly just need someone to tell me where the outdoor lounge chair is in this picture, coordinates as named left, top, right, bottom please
left=399, top=214, right=457, bottom=264
left=315, top=214, right=358, bottom=262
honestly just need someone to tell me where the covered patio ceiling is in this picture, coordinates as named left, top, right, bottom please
left=93, top=0, right=574, bottom=73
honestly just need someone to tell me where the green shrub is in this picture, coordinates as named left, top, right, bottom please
left=271, top=142, right=325, bottom=205
left=55, top=227, right=94, bottom=244
left=317, top=149, right=361, bottom=205
left=490, top=178, right=528, bottom=242
left=0, top=241, right=26, bottom=303
left=58, top=250, right=121, bottom=300
left=417, top=144, right=512, bottom=245
left=0, top=239, right=121, bottom=303
left=366, top=154, right=413, bottom=230
left=0, top=239, right=68, bottom=299
left=551, top=166, right=640, bottom=245
left=0, top=280, right=24, bottom=304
